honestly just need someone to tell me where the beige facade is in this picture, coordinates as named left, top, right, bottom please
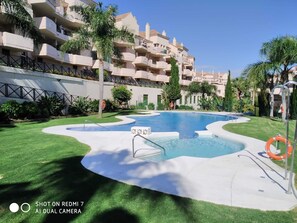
left=0, top=1, right=227, bottom=108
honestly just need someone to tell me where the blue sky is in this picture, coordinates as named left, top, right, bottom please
left=102, top=0, right=297, bottom=77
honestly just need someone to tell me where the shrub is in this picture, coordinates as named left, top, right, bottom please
left=19, top=101, right=39, bottom=119
left=0, top=109, right=9, bottom=123
left=147, top=103, right=155, bottom=110
left=104, top=99, right=118, bottom=112
left=178, top=105, right=194, bottom=110
left=37, top=96, right=65, bottom=117
left=112, top=86, right=132, bottom=105
left=0, top=100, right=22, bottom=119
left=89, top=99, right=99, bottom=113
left=68, top=97, right=90, bottom=115
left=136, top=102, right=146, bottom=110
left=157, top=103, right=165, bottom=110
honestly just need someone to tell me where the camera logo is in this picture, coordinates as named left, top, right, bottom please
left=9, top=203, right=30, bottom=213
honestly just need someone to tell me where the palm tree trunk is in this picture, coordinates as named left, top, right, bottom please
left=98, top=57, right=104, bottom=118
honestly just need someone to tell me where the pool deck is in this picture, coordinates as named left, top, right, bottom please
left=43, top=112, right=297, bottom=211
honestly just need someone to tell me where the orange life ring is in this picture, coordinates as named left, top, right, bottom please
left=101, top=100, right=106, bottom=110
left=265, top=135, right=293, bottom=160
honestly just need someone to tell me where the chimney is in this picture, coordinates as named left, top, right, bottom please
left=173, top=37, right=177, bottom=46
left=162, top=30, right=166, bottom=36
left=145, top=23, right=150, bottom=40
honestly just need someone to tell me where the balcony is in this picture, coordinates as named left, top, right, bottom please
left=122, top=52, right=135, bottom=61
left=38, top=43, right=59, bottom=59
left=72, top=54, right=93, bottom=66
left=183, top=69, right=193, bottom=77
left=0, top=32, right=33, bottom=52
left=156, top=75, right=169, bottom=83
left=34, top=17, right=56, bottom=38
left=156, top=61, right=167, bottom=69
left=165, top=64, right=171, bottom=71
left=112, top=67, right=135, bottom=77
left=92, top=60, right=113, bottom=71
left=179, top=79, right=191, bottom=86
left=134, top=56, right=148, bottom=66
left=135, top=70, right=152, bottom=80
left=148, top=60, right=157, bottom=69
left=134, top=44, right=148, bottom=53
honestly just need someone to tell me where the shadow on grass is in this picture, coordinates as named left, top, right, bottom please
left=38, top=153, right=195, bottom=222
left=90, top=207, right=140, bottom=223
left=0, top=123, right=16, bottom=131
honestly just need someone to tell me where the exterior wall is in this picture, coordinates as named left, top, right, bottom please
left=115, top=13, right=139, bottom=35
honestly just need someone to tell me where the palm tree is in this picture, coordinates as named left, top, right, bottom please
left=0, top=0, right=42, bottom=45
left=243, top=36, right=297, bottom=88
left=60, top=2, right=134, bottom=118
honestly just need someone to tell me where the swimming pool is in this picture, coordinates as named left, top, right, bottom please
left=67, top=112, right=243, bottom=160
left=68, top=112, right=236, bottom=138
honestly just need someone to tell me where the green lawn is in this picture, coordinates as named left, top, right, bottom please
left=0, top=113, right=297, bottom=223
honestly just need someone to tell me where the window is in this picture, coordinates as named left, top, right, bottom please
left=143, top=94, right=148, bottom=105
left=193, top=96, right=196, bottom=104
left=190, top=96, right=192, bottom=104
left=185, top=96, right=188, bottom=104
left=157, top=95, right=161, bottom=104
left=180, top=96, right=183, bottom=105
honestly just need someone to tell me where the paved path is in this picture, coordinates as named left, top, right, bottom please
left=43, top=113, right=297, bottom=211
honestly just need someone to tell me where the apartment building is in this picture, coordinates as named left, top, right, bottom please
left=0, top=0, right=94, bottom=77
left=0, top=1, right=227, bottom=107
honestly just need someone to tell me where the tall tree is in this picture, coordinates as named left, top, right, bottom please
left=164, top=58, right=181, bottom=109
left=223, top=71, right=233, bottom=112
left=0, top=0, right=42, bottom=45
left=243, top=36, right=297, bottom=88
left=187, top=81, right=217, bottom=110
left=60, top=2, right=134, bottom=117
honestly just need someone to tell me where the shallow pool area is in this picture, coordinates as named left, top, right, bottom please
left=141, top=136, right=244, bottom=162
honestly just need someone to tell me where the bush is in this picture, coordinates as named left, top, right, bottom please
left=68, top=97, right=90, bottom=115
left=112, top=86, right=132, bottom=105
left=89, top=99, right=99, bottom=113
left=177, top=105, right=194, bottom=110
left=0, top=100, right=22, bottom=119
left=136, top=102, right=146, bottom=110
left=157, top=103, right=165, bottom=110
left=37, top=96, right=65, bottom=117
left=104, top=99, right=118, bottom=112
left=147, top=103, right=155, bottom=110
left=0, top=109, right=9, bottom=123
left=19, top=101, right=39, bottom=119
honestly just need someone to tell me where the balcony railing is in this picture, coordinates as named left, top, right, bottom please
left=0, top=53, right=96, bottom=80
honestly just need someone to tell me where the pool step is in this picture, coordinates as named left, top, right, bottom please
left=195, top=130, right=213, bottom=137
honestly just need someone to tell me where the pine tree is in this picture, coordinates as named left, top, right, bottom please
left=165, top=58, right=181, bottom=109
left=223, top=70, right=233, bottom=112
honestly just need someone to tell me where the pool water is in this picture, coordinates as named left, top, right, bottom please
left=143, top=136, right=244, bottom=162
left=67, top=112, right=244, bottom=160
left=68, top=112, right=235, bottom=139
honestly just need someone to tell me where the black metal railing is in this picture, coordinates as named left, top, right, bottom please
left=0, top=54, right=97, bottom=80
left=0, top=82, right=80, bottom=105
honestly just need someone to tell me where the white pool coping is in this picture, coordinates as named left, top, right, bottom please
left=43, top=112, right=297, bottom=211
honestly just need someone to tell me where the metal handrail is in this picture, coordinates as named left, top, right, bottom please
left=83, top=120, right=109, bottom=130
left=132, top=134, right=166, bottom=158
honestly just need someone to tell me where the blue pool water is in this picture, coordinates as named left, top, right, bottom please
left=68, top=112, right=236, bottom=139
left=68, top=112, right=243, bottom=160
left=143, top=136, right=244, bottom=161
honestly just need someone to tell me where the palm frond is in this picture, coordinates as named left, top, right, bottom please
left=60, top=27, right=90, bottom=53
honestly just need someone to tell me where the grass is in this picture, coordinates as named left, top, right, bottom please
left=0, top=113, right=297, bottom=222
left=224, top=116, right=297, bottom=181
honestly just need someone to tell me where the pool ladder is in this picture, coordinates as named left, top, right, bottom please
left=132, top=134, right=166, bottom=158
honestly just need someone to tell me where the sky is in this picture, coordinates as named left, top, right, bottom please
left=102, top=0, right=297, bottom=77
